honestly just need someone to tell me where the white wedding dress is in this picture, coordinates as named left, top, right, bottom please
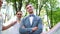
left=2, top=16, right=21, bottom=34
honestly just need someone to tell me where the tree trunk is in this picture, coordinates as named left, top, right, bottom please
left=36, top=0, right=38, bottom=16
left=50, top=8, right=53, bottom=28
left=50, top=1, right=53, bottom=28
left=38, top=5, right=43, bottom=16
left=18, top=0, right=22, bottom=11
left=13, top=0, right=17, bottom=15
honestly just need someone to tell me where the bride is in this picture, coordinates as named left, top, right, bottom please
left=3, top=11, right=22, bottom=34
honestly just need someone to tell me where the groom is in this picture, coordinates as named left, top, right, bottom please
left=19, top=4, right=43, bottom=34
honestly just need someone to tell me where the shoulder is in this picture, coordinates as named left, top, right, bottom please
left=22, top=16, right=29, bottom=21
left=35, top=15, right=41, bottom=19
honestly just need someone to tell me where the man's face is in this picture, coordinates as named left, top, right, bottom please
left=0, top=0, right=3, bottom=7
left=26, top=4, right=34, bottom=13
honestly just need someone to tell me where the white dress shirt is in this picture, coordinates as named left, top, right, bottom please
left=29, top=16, right=34, bottom=25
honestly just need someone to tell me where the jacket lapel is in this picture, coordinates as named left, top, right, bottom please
left=27, top=17, right=32, bottom=27
left=31, top=16, right=36, bottom=26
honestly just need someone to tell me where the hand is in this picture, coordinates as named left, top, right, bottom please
left=32, top=27, right=38, bottom=32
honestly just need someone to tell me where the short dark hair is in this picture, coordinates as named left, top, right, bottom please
left=16, top=10, right=22, bottom=14
left=25, top=3, right=32, bottom=8
left=25, top=3, right=33, bottom=8
left=26, top=3, right=29, bottom=7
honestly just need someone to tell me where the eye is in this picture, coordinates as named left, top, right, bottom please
left=29, top=6, right=32, bottom=8
left=27, top=7, right=29, bottom=9
left=17, top=14, right=22, bottom=15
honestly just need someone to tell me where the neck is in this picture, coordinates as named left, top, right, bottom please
left=18, top=18, right=21, bottom=20
left=17, top=18, right=21, bottom=23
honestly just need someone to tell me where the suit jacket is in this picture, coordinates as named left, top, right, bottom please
left=19, top=15, right=43, bottom=34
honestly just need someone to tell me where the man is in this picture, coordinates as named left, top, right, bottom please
left=0, top=0, right=17, bottom=32
left=19, top=4, right=43, bottom=34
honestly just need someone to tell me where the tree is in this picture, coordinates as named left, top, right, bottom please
left=44, top=0, right=59, bottom=28
left=6, top=0, right=22, bottom=11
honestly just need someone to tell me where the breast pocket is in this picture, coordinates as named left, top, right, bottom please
left=33, top=20, right=38, bottom=27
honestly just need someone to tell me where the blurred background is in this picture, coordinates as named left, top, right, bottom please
left=1, top=0, right=60, bottom=34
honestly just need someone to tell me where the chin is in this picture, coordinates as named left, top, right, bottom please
left=29, top=11, right=33, bottom=12
left=29, top=12, right=33, bottom=13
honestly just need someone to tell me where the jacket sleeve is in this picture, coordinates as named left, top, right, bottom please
left=33, top=18, right=43, bottom=34
left=19, top=18, right=32, bottom=34
left=38, top=18, right=43, bottom=32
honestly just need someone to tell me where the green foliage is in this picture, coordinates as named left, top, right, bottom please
left=6, top=0, right=16, bottom=3
left=6, top=0, right=22, bottom=11
left=48, top=8, right=60, bottom=27
left=44, top=0, right=59, bottom=28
